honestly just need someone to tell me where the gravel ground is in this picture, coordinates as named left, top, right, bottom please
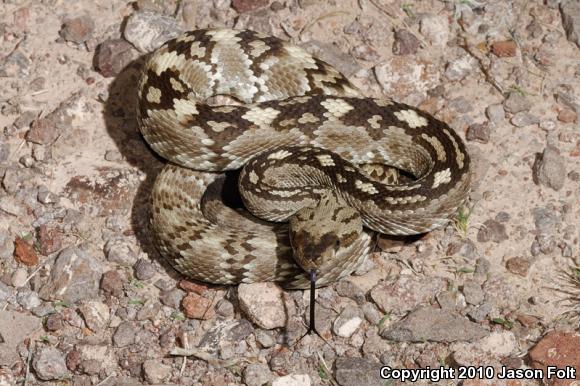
left=0, top=0, right=579, bottom=385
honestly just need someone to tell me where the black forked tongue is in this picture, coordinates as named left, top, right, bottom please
left=295, top=270, right=332, bottom=349
left=308, top=269, right=318, bottom=335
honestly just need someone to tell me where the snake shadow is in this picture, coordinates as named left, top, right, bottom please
left=102, top=55, right=182, bottom=280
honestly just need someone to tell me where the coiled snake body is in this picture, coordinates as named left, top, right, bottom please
left=138, top=29, right=471, bottom=289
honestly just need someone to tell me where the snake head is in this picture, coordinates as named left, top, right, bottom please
left=289, top=191, right=363, bottom=272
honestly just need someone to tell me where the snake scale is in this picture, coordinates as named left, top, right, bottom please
left=137, top=29, right=472, bottom=289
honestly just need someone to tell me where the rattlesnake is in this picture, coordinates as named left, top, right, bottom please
left=137, top=29, right=471, bottom=289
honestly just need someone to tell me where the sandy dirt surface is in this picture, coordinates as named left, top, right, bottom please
left=0, top=0, right=579, bottom=385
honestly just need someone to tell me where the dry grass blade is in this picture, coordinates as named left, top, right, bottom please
left=553, top=267, right=580, bottom=326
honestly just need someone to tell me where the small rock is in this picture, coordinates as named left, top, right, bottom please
left=529, top=331, right=580, bottom=384
left=491, top=40, right=517, bottom=57
left=466, top=122, right=490, bottom=143
left=468, top=302, right=492, bottom=322
left=486, top=103, right=505, bottom=123
left=11, top=267, right=28, bottom=287
left=510, top=111, right=539, bottom=127
left=60, top=15, right=94, bottom=44
left=32, top=346, right=69, bottom=381
left=123, top=11, right=182, bottom=53
left=533, top=146, right=566, bottom=191
left=37, top=225, right=62, bottom=255
left=526, top=19, right=544, bottom=38
left=272, top=374, right=311, bottom=386
left=26, top=94, right=79, bottom=145
left=182, top=292, right=215, bottom=320
left=540, top=119, right=557, bottom=131
left=436, top=290, right=459, bottom=310
left=0, top=143, right=9, bottom=162
left=516, top=313, right=540, bottom=327
left=178, top=279, right=210, bottom=295
left=419, top=14, right=449, bottom=46
left=477, top=219, right=508, bottom=243
left=17, top=290, right=41, bottom=310
left=371, top=275, right=445, bottom=313
left=0, top=196, right=26, bottom=217
left=301, top=40, right=361, bottom=78
left=136, top=299, right=161, bottom=321
left=0, top=50, right=31, bottom=77
left=38, top=247, right=102, bottom=304
left=445, top=55, right=476, bottom=81
left=557, top=108, right=577, bottom=123
left=94, top=39, right=137, bottom=77
left=78, top=301, right=110, bottom=331
left=65, top=350, right=81, bottom=371
left=244, top=363, right=274, bottom=386
left=351, top=44, right=380, bottom=62
left=375, top=57, right=440, bottom=101
left=533, top=207, right=561, bottom=234
left=503, top=92, right=531, bottom=114
left=270, top=1, right=284, bottom=11
left=255, top=329, right=276, bottom=348
left=0, top=282, right=11, bottom=302
left=560, top=1, right=580, bottom=48
left=215, top=299, right=234, bottom=318
left=0, top=311, right=42, bottom=365
left=135, top=0, right=178, bottom=14
left=0, top=230, right=15, bottom=259
left=503, top=92, right=532, bottom=114
left=335, top=280, right=365, bottom=304
left=100, top=270, right=125, bottom=297
left=495, top=211, right=510, bottom=222
left=238, top=283, right=286, bottom=329
left=45, top=313, right=65, bottom=332
left=232, top=0, right=269, bottom=13
left=159, top=288, right=185, bottom=309
left=382, top=306, right=488, bottom=343
left=335, top=357, right=384, bottom=386
left=361, top=302, right=382, bottom=325
left=463, top=331, right=518, bottom=360
left=13, top=237, right=38, bottom=266
left=505, top=256, right=530, bottom=277
left=104, top=239, right=138, bottom=266
left=113, top=322, right=136, bottom=348
left=393, top=29, right=420, bottom=56
left=332, top=306, right=363, bottom=338
left=462, top=280, right=484, bottom=305
left=198, top=319, right=254, bottom=355
left=133, top=258, right=156, bottom=280
left=446, top=238, right=479, bottom=260
left=142, top=359, right=172, bottom=384
left=77, top=344, right=114, bottom=375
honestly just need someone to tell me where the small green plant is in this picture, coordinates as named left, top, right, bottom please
left=491, top=317, right=513, bottom=329
left=130, top=278, right=145, bottom=289
left=170, top=311, right=185, bottom=321
left=53, top=300, right=70, bottom=310
left=509, top=84, right=527, bottom=96
left=453, top=205, right=473, bottom=239
left=456, top=267, right=475, bottom=274
left=317, top=364, right=329, bottom=380
left=377, top=313, right=392, bottom=330
left=227, top=365, right=242, bottom=377
left=401, top=3, right=415, bottom=18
